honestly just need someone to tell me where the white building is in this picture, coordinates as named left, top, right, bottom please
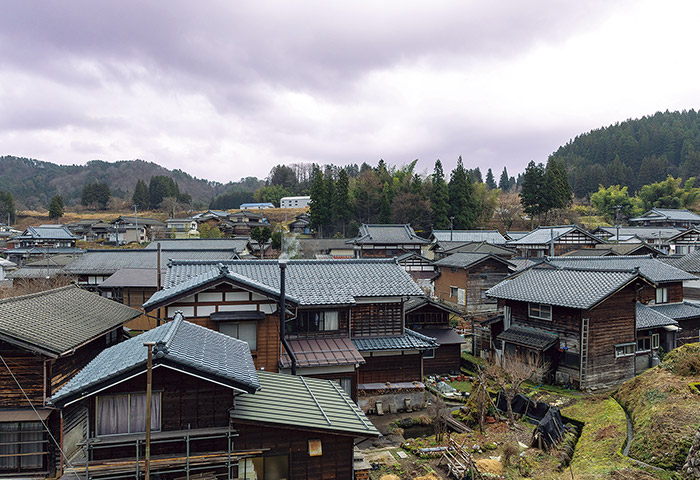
left=280, top=196, right=311, bottom=209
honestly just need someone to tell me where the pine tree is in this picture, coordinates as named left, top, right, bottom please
left=48, top=195, right=64, bottom=220
left=520, top=161, right=546, bottom=225
left=485, top=169, right=497, bottom=189
left=132, top=179, right=149, bottom=209
left=430, top=160, right=450, bottom=229
left=448, top=157, right=477, bottom=229
left=499, top=167, right=510, bottom=191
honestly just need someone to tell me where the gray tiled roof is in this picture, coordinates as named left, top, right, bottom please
left=547, top=255, right=696, bottom=284
left=505, top=231, right=529, bottom=240
left=144, top=263, right=299, bottom=309
left=441, top=241, right=516, bottom=256
left=0, top=285, right=140, bottom=356
left=350, top=224, right=429, bottom=245
left=431, top=230, right=506, bottom=244
left=434, top=252, right=514, bottom=269
left=99, top=268, right=159, bottom=288
left=7, top=266, right=66, bottom=279
left=486, top=267, right=639, bottom=309
left=636, top=302, right=679, bottom=329
left=64, top=249, right=238, bottom=275
left=145, top=238, right=250, bottom=252
left=497, top=325, right=558, bottom=350
left=648, top=301, right=700, bottom=321
left=231, top=370, right=379, bottom=437
left=660, top=250, right=700, bottom=273
left=51, top=313, right=260, bottom=406
left=17, top=225, right=78, bottom=240
left=508, top=258, right=540, bottom=272
left=509, top=226, right=605, bottom=246
left=156, top=259, right=424, bottom=307
left=631, top=208, right=700, bottom=223
left=404, top=296, right=463, bottom=316
left=352, top=329, right=437, bottom=351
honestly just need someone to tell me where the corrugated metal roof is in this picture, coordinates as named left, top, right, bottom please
left=145, top=238, right=250, bottom=252
left=487, top=267, right=639, bottom=309
left=636, top=302, right=679, bottom=329
left=547, top=255, right=696, bottom=284
left=352, top=329, right=437, bottom=351
left=431, top=230, right=507, bottom=244
left=64, top=249, right=237, bottom=275
left=154, top=259, right=424, bottom=307
left=51, top=314, right=260, bottom=406
left=280, top=337, right=365, bottom=368
left=231, top=370, right=379, bottom=437
left=0, top=285, right=140, bottom=356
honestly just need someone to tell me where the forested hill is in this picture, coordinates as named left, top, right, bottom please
left=551, top=110, right=700, bottom=197
left=0, top=156, right=241, bottom=209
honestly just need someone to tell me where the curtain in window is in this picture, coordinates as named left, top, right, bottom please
left=19, top=423, right=43, bottom=469
left=129, top=393, right=161, bottom=434
left=97, top=395, right=129, bottom=436
left=324, top=311, right=339, bottom=330
left=0, top=422, right=19, bottom=471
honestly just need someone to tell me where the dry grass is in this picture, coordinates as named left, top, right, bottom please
left=0, top=276, right=74, bottom=299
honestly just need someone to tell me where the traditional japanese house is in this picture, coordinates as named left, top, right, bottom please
left=50, top=313, right=378, bottom=480
left=164, top=218, right=198, bottom=238
left=142, top=259, right=436, bottom=409
left=629, top=208, right=700, bottom=229
left=668, top=228, right=700, bottom=255
left=507, top=225, right=606, bottom=258
left=0, top=286, right=139, bottom=476
left=487, top=255, right=700, bottom=389
left=431, top=241, right=516, bottom=261
left=661, top=249, right=700, bottom=301
left=145, top=237, right=252, bottom=257
left=433, top=252, right=515, bottom=313
left=111, top=217, right=165, bottom=244
left=593, top=226, right=681, bottom=252
left=98, top=268, right=160, bottom=330
left=5, top=225, right=83, bottom=264
left=348, top=224, right=430, bottom=258
left=429, top=230, right=507, bottom=259
left=296, top=238, right=354, bottom=259
left=395, top=252, right=436, bottom=292
left=405, top=297, right=465, bottom=375
left=288, top=213, right=311, bottom=235
left=220, top=211, right=269, bottom=237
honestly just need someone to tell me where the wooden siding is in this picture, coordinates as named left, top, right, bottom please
left=423, top=345, right=461, bottom=375
left=357, top=353, right=421, bottom=384
left=156, top=283, right=281, bottom=372
left=288, top=309, right=349, bottom=339
left=233, top=423, right=354, bottom=480
left=434, top=259, right=510, bottom=310
left=50, top=334, right=115, bottom=396
left=351, top=302, right=403, bottom=337
left=639, top=282, right=684, bottom=304
left=406, top=305, right=451, bottom=329
left=0, top=341, right=45, bottom=406
left=122, top=287, right=158, bottom=330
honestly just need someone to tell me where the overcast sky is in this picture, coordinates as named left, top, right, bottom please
left=1, top=1, right=699, bottom=183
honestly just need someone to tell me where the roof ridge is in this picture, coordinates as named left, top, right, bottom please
left=0, top=284, right=76, bottom=305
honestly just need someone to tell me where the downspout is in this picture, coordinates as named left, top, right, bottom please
left=157, top=242, right=162, bottom=326
left=279, top=260, right=297, bottom=375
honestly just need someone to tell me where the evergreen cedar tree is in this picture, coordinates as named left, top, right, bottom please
left=430, top=160, right=450, bottom=230
left=148, top=175, right=191, bottom=208
left=486, top=168, right=497, bottom=189
left=519, top=158, right=572, bottom=223
left=448, top=156, right=478, bottom=230
left=48, top=195, right=64, bottom=220
left=81, top=182, right=111, bottom=209
left=132, top=179, right=149, bottom=209
left=0, top=190, right=15, bottom=224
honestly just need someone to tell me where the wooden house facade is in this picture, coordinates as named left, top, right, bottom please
left=348, top=224, right=430, bottom=258
left=629, top=208, right=700, bottom=229
left=143, top=259, right=437, bottom=409
left=50, top=315, right=378, bottom=480
left=0, top=286, right=139, bottom=476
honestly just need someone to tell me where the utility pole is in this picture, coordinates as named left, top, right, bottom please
left=449, top=216, right=455, bottom=241
left=144, top=341, right=155, bottom=480
left=134, top=205, right=139, bottom=244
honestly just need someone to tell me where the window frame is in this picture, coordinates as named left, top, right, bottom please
left=219, top=321, right=258, bottom=350
left=615, top=343, right=635, bottom=358
left=652, top=333, right=660, bottom=350
left=449, top=286, right=459, bottom=298
left=528, top=303, right=552, bottom=321
left=655, top=287, right=669, bottom=304
left=423, top=348, right=436, bottom=359
left=289, top=310, right=341, bottom=334
left=95, top=392, right=162, bottom=437
left=637, top=336, right=651, bottom=353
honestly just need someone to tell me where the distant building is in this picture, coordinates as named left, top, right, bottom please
left=630, top=208, right=700, bottom=229
left=280, top=196, right=311, bottom=209
left=239, top=202, right=275, bottom=209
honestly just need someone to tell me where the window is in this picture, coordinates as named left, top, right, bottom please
left=96, top=392, right=161, bottom=436
left=450, top=286, right=459, bottom=298
left=423, top=348, right=436, bottom=359
left=332, top=378, right=352, bottom=396
left=655, top=287, right=669, bottom=304
left=0, top=422, right=45, bottom=472
left=615, top=343, right=635, bottom=358
left=289, top=311, right=340, bottom=334
left=239, top=455, right=289, bottom=480
left=528, top=303, right=552, bottom=321
left=219, top=322, right=257, bottom=350
left=652, top=333, right=660, bottom=350
left=637, top=337, right=651, bottom=352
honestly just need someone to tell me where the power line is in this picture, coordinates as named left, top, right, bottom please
left=0, top=354, right=82, bottom=480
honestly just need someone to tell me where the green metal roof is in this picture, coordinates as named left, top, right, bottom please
left=231, top=371, right=379, bottom=437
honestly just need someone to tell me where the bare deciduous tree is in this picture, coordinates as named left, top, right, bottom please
left=483, top=350, right=549, bottom=424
